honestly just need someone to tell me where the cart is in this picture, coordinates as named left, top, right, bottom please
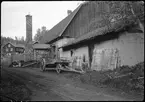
left=33, top=44, right=84, bottom=73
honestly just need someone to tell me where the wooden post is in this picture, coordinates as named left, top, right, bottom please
left=11, top=52, right=13, bottom=63
left=10, top=53, right=13, bottom=64
left=55, top=45, right=60, bottom=61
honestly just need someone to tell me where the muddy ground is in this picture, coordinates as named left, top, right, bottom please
left=0, top=67, right=144, bottom=101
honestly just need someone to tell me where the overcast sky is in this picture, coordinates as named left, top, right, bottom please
left=1, top=1, right=82, bottom=40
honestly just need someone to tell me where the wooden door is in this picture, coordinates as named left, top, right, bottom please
left=88, top=44, right=94, bottom=68
left=91, top=48, right=121, bottom=71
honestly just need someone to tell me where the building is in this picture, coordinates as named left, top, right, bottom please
left=32, top=43, right=51, bottom=60
left=2, top=42, right=25, bottom=63
left=61, top=24, right=144, bottom=71
left=2, top=42, right=25, bottom=55
left=39, top=1, right=144, bottom=71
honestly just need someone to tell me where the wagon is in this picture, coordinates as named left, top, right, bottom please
left=33, top=44, right=77, bottom=73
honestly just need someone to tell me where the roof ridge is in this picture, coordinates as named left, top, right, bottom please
left=40, top=3, right=83, bottom=44
left=59, top=4, right=83, bottom=37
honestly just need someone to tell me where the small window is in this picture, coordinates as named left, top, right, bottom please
left=6, top=48, right=8, bottom=52
left=10, top=48, right=13, bottom=51
left=8, top=44, right=11, bottom=47
left=71, top=50, right=73, bottom=57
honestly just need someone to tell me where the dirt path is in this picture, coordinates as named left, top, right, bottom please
left=1, top=67, right=142, bottom=101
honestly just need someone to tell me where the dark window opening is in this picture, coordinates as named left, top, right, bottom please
left=71, top=50, right=73, bottom=57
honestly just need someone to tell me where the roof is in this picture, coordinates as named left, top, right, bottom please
left=2, top=42, right=25, bottom=49
left=2, top=42, right=15, bottom=48
left=61, top=21, right=136, bottom=48
left=33, top=41, right=39, bottom=44
left=40, top=4, right=82, bottom=44
left=15, top=44, right=25, bottom=48
left=61, top=27, right=110, bottom=48
left=32, top=44, right=51, bottom=50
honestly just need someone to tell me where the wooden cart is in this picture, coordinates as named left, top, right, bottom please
left=33, top=44, right=83, bottom=73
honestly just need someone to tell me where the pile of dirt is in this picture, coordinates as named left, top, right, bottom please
left=104, top=62, right=144, bottom=94
left=66, top=62, right=144, bottom=95
left=80, top=70, right=110, bottom=86
left=0, top=70, right=32, bottom=101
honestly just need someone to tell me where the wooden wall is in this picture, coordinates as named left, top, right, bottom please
left=63, top=2, right=110, bottom=38
left=3, top=43, right=15, bottom=54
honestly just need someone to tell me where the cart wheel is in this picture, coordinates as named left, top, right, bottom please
left=56, top=64, right=61, bottom=73
left=40, top=58, right=45, bottom=71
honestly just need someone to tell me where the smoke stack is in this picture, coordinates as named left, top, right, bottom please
left=26, top=14, right=32, bottom=44
left=67, top=10, right=72, bottom=15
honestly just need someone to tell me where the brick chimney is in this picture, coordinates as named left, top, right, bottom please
left=67, top=10, right=72, bottom=15
left=26, top=14, right=32, bottom=44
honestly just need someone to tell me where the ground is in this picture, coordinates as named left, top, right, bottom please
left=0, top=67, right=144, bottom=101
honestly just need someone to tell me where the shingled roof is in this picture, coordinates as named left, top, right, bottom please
left=40, top=4, right=82, bottom=44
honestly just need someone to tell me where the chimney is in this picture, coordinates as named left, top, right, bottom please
left=26, top=14, right=32, bottom=44
left=67, top=10, right=72, bottom=15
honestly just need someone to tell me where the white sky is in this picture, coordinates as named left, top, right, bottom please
left=1, top=1, right=82, bottom=40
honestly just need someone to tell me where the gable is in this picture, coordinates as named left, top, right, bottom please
left=3, top=42, right=15, bottom=49
left=39, top=4, right=82, bottom=44
left=62, top=1, right=110, bottom=38
left=2, top=43, right=16, bottom=53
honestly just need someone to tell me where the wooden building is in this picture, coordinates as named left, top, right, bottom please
left=2, top=42, right=25, bottom=55
left=39, top=1, right=144, bottom=71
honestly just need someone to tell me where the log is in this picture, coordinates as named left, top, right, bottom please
left=110, top=72, right=133, bottom=79
left=22, top=62, right=38, bottom=67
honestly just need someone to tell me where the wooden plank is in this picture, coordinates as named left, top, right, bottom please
left=111, top=72, right=133, bottom=79
left=22, top=62, right=38, bottom=67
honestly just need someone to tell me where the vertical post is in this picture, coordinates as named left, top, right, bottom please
left=55, top=45, right=60, bottom=61
left=11, top=52, right=14, bottom=64
left=11, top=53, right=13, bottom=64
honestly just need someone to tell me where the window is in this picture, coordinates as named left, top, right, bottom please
left=10, top=48, right=13, bottom=51
left=8, top=53, right=11, bottom=56
left=6, top=48, right=8, bottom=52
left=8, top=44, right=11, bottom=47
left=71, top=50, right=73, bottom=57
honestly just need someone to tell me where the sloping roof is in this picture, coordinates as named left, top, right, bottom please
left=61, top=21, right=135, bottom=48
left=40, top=4, right=82, bottom=44
left=15, top=44, right=25, bottom=48
left=32, top=44, right=50, bottom=50
left=61, top=27, right=110, bottom=48
left=2, top=42, right=14, bottom=48
left=2, top=42, right=25, bottom=49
